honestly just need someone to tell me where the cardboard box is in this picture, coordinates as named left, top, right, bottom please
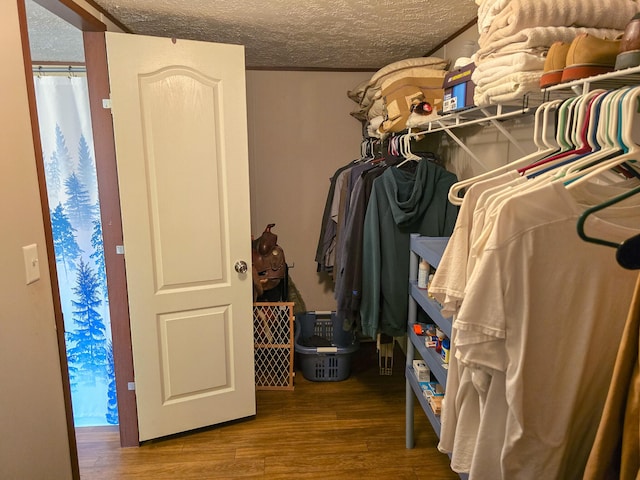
left=419, top=381, right=445, bottom=397
left=429, top=395, right=443, bottom=415
left=441, top=62, right=476, bottom=113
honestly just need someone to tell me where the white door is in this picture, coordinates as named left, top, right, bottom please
left=104, top=32, right=255, bottom=441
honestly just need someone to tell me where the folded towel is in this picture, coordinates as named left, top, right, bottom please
left=478, top=0, right=511, bottom=34
left=476, top=26, right=622, bottom=60
left=473, top=51, right=546, bottom=88
left=482, top=0, right=638, bottom=47
left=473, top=71, right=543, bottom=106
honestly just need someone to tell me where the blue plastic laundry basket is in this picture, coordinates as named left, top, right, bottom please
left=294, top=311, right=359, bottom=381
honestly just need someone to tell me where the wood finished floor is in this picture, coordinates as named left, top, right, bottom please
left=76, top=343, right=457, bottom=479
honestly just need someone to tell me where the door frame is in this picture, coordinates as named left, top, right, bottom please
left=17, top=0, right=139, bottom=463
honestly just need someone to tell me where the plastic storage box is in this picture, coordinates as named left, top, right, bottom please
left=294, top=311, right=359, bottom=381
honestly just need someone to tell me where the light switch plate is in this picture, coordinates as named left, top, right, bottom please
left=22, top=244, right=40, bottom=285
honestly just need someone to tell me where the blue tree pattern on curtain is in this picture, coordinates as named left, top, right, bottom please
left=64, top=172, right=95, bottom=229
left=66, top=258, right=108, bottom=386
left=78, top=134, right=97, bottom=201
left=44, top=124, right=68, bottom=208
left=50, top=203, right=83, bottom=276
left=106, top=340, right=119, bottom=425
left=90, top=218, right=108, bottom=303
left=37, top=75, right=117, bottom=426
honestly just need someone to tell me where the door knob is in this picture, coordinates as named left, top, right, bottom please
left=234, top=260, right=248, bottom=274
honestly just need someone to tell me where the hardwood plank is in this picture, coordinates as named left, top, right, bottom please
left=235, top=440, right=370, bottom=459
left=77, top=342, right=458, bottom=479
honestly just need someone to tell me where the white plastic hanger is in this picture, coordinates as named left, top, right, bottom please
left=395, top=133, right=422, bottom=168
left=567, top=85, right=640, bottom=189
left=523, top=89, right=609, bottom=178
left=446, top=99, right=563, bottom=205
left=558, top=88, right=627, bottom=179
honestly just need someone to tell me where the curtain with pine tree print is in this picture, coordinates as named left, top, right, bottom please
left=34, top=74, right=117, bottom=426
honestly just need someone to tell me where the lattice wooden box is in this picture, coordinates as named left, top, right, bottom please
left=253, top=302, right=295, bottom=391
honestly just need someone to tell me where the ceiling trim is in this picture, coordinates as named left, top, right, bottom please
left=424, top=17, right=478, bottom=58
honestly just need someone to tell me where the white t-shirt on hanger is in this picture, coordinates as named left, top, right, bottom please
left=430, top=170, right=521, bottom=473
left=455, top=181, right=640, bottom=479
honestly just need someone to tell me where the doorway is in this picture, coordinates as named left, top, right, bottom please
left=26, top=0, right=117, bottom=427
left=21, top=0, right=257, bottom=453
left=20, top=0, right=140, bottom=451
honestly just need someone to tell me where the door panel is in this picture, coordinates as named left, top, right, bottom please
left=139, top=68, right=225, bottom=288
left=104, top=32, right=255, bottom=441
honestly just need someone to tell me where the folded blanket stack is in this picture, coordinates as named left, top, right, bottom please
left=473, top=0, right=640, bottom=106
left=347, top=57, right=448, bottom=138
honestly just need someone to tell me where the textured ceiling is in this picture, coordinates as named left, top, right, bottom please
left=28, top=0, right=478, bottom=69
left=26, top=0, right=85, bottom=63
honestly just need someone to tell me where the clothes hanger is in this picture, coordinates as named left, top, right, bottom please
left=571, top=86, right=640, bottom=269
left=395, top=133, right=422, bottom=168
left=561, top=89, right=620, bottom=176
left=517, top=96, right=585, bottom=176
left=480, top=90, right=631, bottom=237
left=566, top=85, right=640, bottom=188
left=528, top=89, right=610, bottom=179
left=446, top=99, right=563, bottom=205
left=576, top=184, right=640, bottom=269
left=462, top=98, right=592, bottom=251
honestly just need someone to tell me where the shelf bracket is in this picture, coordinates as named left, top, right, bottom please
left=480, top=107, right=528, bottom=156
left=436, top=120, right=490, bottom=171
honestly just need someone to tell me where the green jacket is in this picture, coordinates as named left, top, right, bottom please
left=360, top=159, right=458, bottom=338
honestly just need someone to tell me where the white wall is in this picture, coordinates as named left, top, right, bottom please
left=0, top=1, right=73, bottom=478
left=244, top=27, right=541, bottom=311
left=246, top=70, right=371, bottom=311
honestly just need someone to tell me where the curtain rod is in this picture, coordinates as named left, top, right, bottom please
left=32, top=65, right=87, bottom=75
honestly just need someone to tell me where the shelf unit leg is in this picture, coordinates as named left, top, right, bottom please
left=406, top=379, right=415, bottom=448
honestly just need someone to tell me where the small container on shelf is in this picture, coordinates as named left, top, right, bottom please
left=441, top=338, right=450, bottom=364
left=429, top=395, right=443, bottom=415
left=418, top=258, right=430, bottom=289
left=413, top=360, right=431, bottom=381
left=425, top=335, right=438, bottom=348
left=420, top=381, right=445, bottom=398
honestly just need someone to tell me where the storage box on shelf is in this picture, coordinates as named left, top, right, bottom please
left=441, top=62, right=476, bottom=114
left=406, top=234, right=452, bottom=448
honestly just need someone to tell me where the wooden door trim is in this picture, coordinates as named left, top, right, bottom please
left=84, top=31, right=139, bottom=447
left=16, top=0, right=80, bottom=477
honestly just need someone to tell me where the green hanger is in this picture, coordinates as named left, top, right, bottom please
left=576, top=184, right=640, bottom=269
